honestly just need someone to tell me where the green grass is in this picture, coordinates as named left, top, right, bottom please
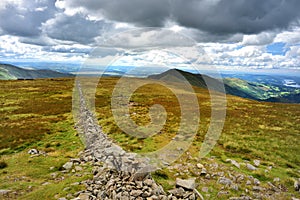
left=94, top=77, right=300, bottom=198
left=0, top=78, right=93, bottom=199
left=0, top=77, right=299, bottom=199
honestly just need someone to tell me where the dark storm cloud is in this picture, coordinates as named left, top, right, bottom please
left=65, top=0, right=171, bottom=27
left=0, top=0, right=56, bottom=37
left=65, top=0, right=300, bottom=35
left=172, top=0, right=300, bottom=34
left=43, top=13, right=112, bottom=44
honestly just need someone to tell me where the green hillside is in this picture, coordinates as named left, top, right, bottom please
left=0, top=63, right=73, bottom=80
left=149, top=69, right=300, bottom=103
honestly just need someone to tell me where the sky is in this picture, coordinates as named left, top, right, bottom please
left=0, top=0, right=300, bottom=73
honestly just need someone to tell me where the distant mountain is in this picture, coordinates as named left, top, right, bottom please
left=148, top=69, right=257, bottom=100
left=148, top=69, right=300, bottom=103
left=0, top=63, right=73, bottom=80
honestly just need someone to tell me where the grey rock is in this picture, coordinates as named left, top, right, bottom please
left=77, top=193, right=90, bottom=200
left=253, top=159, right=260, bottom=167
left=62, top=162, right=73, bottom=171
left=28, top=149, right=39, bottom=155
left=75, top=166, right=83, bottom=171
left=273, top=177, right=280, bottom=182
left=218, top=177, right=232, bottom=185
left=196, top=163, right=204, bottom=169
left=246, top=163, right=256, bottom=171
left=176, top=178, right=196, bottom=190
left=252, top=186, right=263, bottom=192
left=231, top=184, right=239, bottom=191
left=253, top=178, right=260, bottom=185
left=168, top=187, right=185, bottom=197
left=130, top=190, right=143, bottom=197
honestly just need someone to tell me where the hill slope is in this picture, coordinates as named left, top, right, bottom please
left=0, top=63, right=73, bottom=80
left=149, top=69, right=300, bottom=102
left=148, top=69, right=258, bottom=100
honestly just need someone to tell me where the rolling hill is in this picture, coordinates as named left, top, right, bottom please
left=0, top=63, right=73, bottom=80
left=148, top=69, right=300, bottom=103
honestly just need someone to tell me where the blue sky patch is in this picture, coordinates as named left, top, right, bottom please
left=266, top=42, right=288, bottom=55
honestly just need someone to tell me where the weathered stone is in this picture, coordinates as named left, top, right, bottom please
left=218, top=177, right=232, bottom=185
left=246, top=163, right=256, bottom=171
left=28, top=149, right=39, bottom=155
left=77, top=193, right=90, bottom=200
left=176, top=178, right=196, bottom=190
left=62, top=162, right=73, bottom=171
left=168, top=187, right=185, bottom=197
left=253, top=159, right=260, bottom=167
left=273, top=177, right=280, bottom=182
left=253, top=186, right=263, bottom=192
left=253, top=178, right=260, bottom=185
left=231, top=160, right=241, bottom=169
left=196, top=163, right=204, bottom=169
left=75, top=166, right=83, bottom=171
left=130, top=190, right=143, bottom=197
left=231, top=184, right=239, bottom=191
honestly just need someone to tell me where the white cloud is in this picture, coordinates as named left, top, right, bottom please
left=242, top=32, right=276, bottom=46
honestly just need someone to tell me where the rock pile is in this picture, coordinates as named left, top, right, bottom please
left=74, top=83, right=150, bottom=173
left=71, top=83, right=202, bottom=199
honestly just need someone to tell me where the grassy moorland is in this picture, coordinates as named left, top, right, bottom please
left=94, top=77, right=300, bottom=198
left=0, top=78, right=92, bottom=199
left=0, top=77, right=299, bottom=199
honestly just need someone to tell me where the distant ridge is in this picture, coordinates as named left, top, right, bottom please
left=148, top=69, right=257, bottom=100
left=0, top=63, right=74, bottom=80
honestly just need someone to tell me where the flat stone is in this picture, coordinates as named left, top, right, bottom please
left=218, top=177, right=232, bottom=185
left=77, top=193, right=90, bottom=200
left=230, top=159, right=240, bottom=169
left=176, top=178, right=196, bottom=190
left=246, top=163, right=256, bottom=171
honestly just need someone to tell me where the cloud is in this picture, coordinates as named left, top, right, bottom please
left=0, top=0, right=56, bottom=37
left=42, top=13, right=113, bottom=44
left=59, top=0, right=300, bottom=35
left=242, top=32, right=276, bottom=46
left=103, top=28, right=195, bottom=48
